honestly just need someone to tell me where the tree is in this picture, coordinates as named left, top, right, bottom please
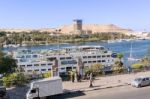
left=85, top=64, right=103, bottom=77
left=117, top=53, right=124, bottom=61
left=0, top=51, right=17, bottom=74
left=112, top=53, right=124, bottom=73
left=3, top=73, right=27, bottom=87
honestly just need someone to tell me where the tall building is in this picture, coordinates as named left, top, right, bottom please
left=73, top=19, right=82, bottom=33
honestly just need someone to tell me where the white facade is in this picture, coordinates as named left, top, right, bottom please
left=12, top=46, right=117, bottom=75
left=13, top=49, right=54, bottom=75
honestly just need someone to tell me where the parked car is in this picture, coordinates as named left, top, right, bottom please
left=131, top=76, right=150, bottom=88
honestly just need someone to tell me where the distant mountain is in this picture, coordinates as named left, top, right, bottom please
left=0, top=24, right=133, bottom=34
left=59, top=24, right=133, bottom=34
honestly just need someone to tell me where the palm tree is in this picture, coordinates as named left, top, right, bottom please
left=113, top=53, right=124, bottom=73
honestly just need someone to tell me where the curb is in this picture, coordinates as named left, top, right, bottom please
left=63, top=83, right=130, bottom=94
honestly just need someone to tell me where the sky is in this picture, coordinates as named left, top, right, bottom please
left=0, top=0, right=150, bottom=31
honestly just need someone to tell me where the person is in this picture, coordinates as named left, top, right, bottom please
left=128, top=66, right=132, bottom=74
left=77, top=73, right=81, bottom=82
left=89, top=72, right=93, bottom=87
left=71, top=71, right=75, bottom=83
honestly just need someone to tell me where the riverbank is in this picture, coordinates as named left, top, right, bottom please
left=63, top=71, right=150, bottom=92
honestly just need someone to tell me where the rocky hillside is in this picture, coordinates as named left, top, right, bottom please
left=59, top=24, right=132, bottom=34
left=0, top=24, right=133, bottom=34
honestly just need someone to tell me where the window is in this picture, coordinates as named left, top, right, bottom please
left=88, top=61, right=92, bottom=63
left=47, top=63, right=52, bottom=65
left=83, top=56, right=87, bottom=59
left=20, top=65, right=25, bottom=67
left=92, top=56, right=96, bottom=58
left=35, top=69, right=39, bottom=72
left=68, top=60, right=77, bottom=64
left=97, top=56, right=101, bottom=58
left=34, top=64, right=39, bottom=66
left=27, top=64, right=32, bottom=67
left=107, top=55, right=110, bottom=57
left=146, top=78, right=149, bottom=80
left=88, top=56, right=91, bottom=58
left=41, top=64, right=46, bottom=66
left=61, top=61, right=68, bottom=65
left=60, top=57, right=65, bottom=60
left=73, top=67, right=76, bottom=69
left=143, top=78, right=146, bottom=81
left=93, top=61, right=96, bottom=63
left=97, top=60, right=101, bottom=63
left=26, top=55, right=31, bottom=58
left=102, top=55, right=106, bottom=58
left=66, top=57, right=72, bottom=59
left=83, top=61, right=87, bottom=64
left=61, top=68, right=65, bottom=70
left=27, top=70, right=32, bottom=72
left=102, top=60, right=106, bottom=62
left=33, top=55, right=38, bottom=58
left=41, top=69, right=46, bottom=71
left=48, top=68, right=51, bottom=71
left=31, top=89, right=36, bottom=93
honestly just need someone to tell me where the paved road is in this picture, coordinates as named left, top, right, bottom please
left=67, top=85, right=150, bottom=99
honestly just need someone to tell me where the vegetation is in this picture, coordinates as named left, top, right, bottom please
left=140, top=58, right=150, bottom=67
left=0, top=31, right=132, bottom=47
left=84, top=63, right=103, bottom=77
left=42, top=72, right=52, bottom=78
left=0, top=51, right=17, bottom=75
left=131, top=63, right=143, bottom=69
left=2, top=73, right=27, bottom=87
left=112, top=53, right=124, bottom=73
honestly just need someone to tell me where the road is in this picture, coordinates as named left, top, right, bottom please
left=61, top=85, right=150, bottom=99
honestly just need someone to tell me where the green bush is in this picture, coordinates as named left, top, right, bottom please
left=2, top=73, right=27, bottom=87
left=42, top=72, right=51, bottom=78
left=131, top=63, right=143, bottom=69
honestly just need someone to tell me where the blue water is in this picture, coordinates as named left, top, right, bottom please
left=2, top=40, right=150, bottom=66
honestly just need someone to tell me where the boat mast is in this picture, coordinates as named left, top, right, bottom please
left=129, top=41, right=133, bottom=58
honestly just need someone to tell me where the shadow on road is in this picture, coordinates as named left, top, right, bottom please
left=47, top=91, right=86, bottom=99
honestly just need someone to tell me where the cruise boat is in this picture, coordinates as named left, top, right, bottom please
left=12, top=46, right=117, bottom=75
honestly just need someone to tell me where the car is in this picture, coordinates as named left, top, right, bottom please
left=131, top=76, right=150, bottom=88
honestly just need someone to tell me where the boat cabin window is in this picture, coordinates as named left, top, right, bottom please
left=66, top=57, right=72, bottom=59
left=83, top=56, right=87, bottom=59
left=26, top=55, right=31, bottom=58
left=33, top=55, right=38, bottom=58
left=92, top=56, right=96, bottom=58
left=97, top=56, right=101, bottom=58
left=60, top=57, right=65, bottom=60
left=102, top=55, right=106, bottom=58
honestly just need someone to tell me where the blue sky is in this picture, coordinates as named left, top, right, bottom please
left=0, top=0, right=150, bottom=30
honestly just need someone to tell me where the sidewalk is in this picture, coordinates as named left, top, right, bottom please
left=63, top=71, right=150, bottom=92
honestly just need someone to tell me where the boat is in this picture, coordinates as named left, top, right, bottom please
left=12, top=46, right=118, bottom=75
left=128, top=42, right=140, bottom=61
left=107, top=40, right=116, bottom=43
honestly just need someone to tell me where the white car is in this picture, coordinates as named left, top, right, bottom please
left=131, top=76, right=150, bottom=88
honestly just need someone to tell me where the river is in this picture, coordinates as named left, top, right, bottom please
left=2, top=39, right=150, bottom=66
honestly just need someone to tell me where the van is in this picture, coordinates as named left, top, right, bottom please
left=26, top=77, right=63, bottom=99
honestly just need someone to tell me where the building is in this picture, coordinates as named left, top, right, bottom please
left=73, top=19, right=82, bottom=33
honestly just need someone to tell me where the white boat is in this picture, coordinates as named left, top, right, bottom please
left=128, top=42, right=140, bottom=61
left=3, top=44, right=20, bottom=48
left=107, top=40, right=116, bottom=43
left=12, top=46, right=117, bottom=75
